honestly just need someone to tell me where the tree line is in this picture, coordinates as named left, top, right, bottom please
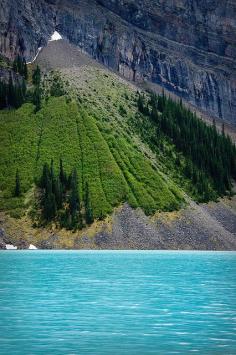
left=0, top=55, right=29, bottom=109
left=38, top=159, right=94, bottom=230
left=13, top=55, right=28, bottom=80
left=137, top=91, right=236, bottom=201
left=0, top=60, right=66, bottom=113
left=0, top=54, right=43, bottom=111
left=0, top=77, right=26, bottom=109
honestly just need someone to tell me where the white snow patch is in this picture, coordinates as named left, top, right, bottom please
left=49, top=31, right=62, bottom=41
left=26, top=31, right=62, bottom=64
left=5, top=244, right=17, bottom=250
left=27, top=47, right=42, bottom=64
left=28, top=244, right=37, bottom=250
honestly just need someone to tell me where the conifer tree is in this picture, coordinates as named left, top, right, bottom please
left=137, top=93, right=149, bottom=115
left=32, top=66, right=41, bottom=86
left=69, top=168, right=79, bottom=217
left=40, top=163, right=50, bottom=189
left=84, top=182, right=93, bottom=225
left=78, top=210, right=83, bottom=230
left=13, top=55, right=28, bottom=80
left=50, top=159, right=55, bottom=180
left=222, top=123, right=225, bottom=136
left=54, top=177, right=63, bottom=210
left=14, top=169, right=21, bottom=197
left=8, top=75, right=14, bottom=107
left=0, top=81, right=8, bottom=108
left=33, top=85, right=41, bottom=112
left=59, top=158, right=67, bottom=188
left=43, top=192, right=56, bottom=221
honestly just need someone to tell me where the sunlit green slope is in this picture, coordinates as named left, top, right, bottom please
left=0, top=96, right=183, bottom=219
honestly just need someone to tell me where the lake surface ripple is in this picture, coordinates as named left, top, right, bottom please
left=0, top=251, right=236, bottom=354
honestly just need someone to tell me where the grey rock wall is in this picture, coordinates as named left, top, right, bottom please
left=0, top=0, right=235, bottom=123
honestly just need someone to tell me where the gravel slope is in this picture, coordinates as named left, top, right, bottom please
left=1, top=197, right=236, bottom=250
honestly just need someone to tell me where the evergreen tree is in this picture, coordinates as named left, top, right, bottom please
left=22, top=79, right=27, bottom=97
left=13, top=55, right=28, bottom=80
left=32, top=66, right=41, bottom=112
left=0, top=81, right=8, bottom=108
left=50, top=74, right=65, bottom=97
left=0, top=75, right=26, bottom=109
left=43, top=192, right=56, bottom=221
left=40, top=163, right=50, bottom=189
left=59, top=158, right=67, bottom=188
left=39, top=162, right=57, bottom=221
left=32, top=66, right=41, bottom=86
left=137, top=93, right=149, bottom=115
left=8, top=75, right=14, bottom=107
left=50, top=159, right=58, bottom=197
left=33, top=85, right=41, bottom=112
left=69, top=168, right=79, bottom=217
left=84, top=182, right=94, bottom=225
left=14, top=169, right=21, bottom=197
left=78, top=210, right=83, bottom=230
left=54, top=177, right=63, bottom=210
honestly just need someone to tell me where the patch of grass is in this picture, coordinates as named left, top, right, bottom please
left=0, top=104, right=38, bottom=196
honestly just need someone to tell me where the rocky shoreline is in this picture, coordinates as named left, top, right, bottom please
left=1, top=197, right=236, bottom=251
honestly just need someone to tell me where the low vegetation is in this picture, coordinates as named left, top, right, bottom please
left=0, top=93, right=183, bottom=225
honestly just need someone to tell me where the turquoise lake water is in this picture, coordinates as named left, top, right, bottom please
left=0, top=251, right=236, bottom=354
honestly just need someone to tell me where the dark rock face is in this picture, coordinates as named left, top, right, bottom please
left=0, top=0, right=55, bottom=60
left=1, top=0, right=236, bottom=123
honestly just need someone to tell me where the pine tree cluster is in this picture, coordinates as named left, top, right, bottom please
left=38, top=160, right=94, bottom=230
left=0, top=76, right=26, bottom=109
left=137, top=92, right=236, bottom=201
left=0, top=55, right=28, bottom=109
left=13, top=55, right=28, bottom=80
left=0, top=61, right=42, bottom=111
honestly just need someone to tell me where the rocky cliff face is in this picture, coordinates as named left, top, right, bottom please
left=1, top=0, right=236, bottom=123
left=0, top=0, right=55, bottom=60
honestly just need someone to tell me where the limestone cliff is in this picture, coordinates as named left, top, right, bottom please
left=0, top=0, right=236, bottom=123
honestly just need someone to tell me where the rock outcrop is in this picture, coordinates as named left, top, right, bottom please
left=0, top=0, right=55, bottom=60
left=0, top=0, right=236, bottom=123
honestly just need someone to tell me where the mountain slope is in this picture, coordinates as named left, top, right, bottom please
left=0, top=39, right=236, bottom=250
left=0, top=40, right=185, bottom=221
